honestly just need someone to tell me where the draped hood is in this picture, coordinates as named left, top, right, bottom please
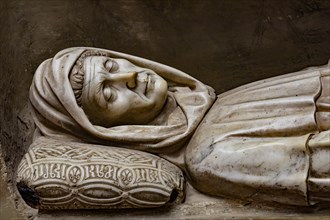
left=29, top=47, right=215, bottom=154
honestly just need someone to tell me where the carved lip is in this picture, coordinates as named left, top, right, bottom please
left=144, top=74, right=153, bottom=95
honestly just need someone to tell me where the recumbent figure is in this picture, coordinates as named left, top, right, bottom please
left=17, top=47, right=329, bottom=209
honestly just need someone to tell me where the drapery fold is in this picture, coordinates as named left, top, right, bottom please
left=186, top=68, right=326, bottom=205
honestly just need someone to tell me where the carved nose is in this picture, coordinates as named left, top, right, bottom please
left=109, top=71, right=137, bottom=89
left=126, top=72, right=137, bottom=89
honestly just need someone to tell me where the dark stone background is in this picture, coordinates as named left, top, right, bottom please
left=0, top=0, right=329, bottom=200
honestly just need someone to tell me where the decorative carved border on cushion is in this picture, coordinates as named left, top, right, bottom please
left=17, top=137, right=185, bottom=209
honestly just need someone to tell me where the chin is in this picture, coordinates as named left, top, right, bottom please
left=153, top=75, right=168, bottom=91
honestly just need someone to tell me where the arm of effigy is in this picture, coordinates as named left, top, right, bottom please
left=16, top=136, right=185, bottom=209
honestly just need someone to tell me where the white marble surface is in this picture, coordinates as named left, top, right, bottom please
left=17, top=137, right=185, bottom=209
left=186, top=68, right=329, bottom=205
left=17, top=47, right=330, bottom=209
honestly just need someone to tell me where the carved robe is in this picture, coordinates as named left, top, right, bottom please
left=186, top=66, right=330, bottom=205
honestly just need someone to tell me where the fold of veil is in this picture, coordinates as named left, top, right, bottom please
left=30, top=47, right=216, bottom=154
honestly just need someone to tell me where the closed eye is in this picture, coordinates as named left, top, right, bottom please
left=104, top=59, right=119, bottom=72
left=103, top=85, right=112, bottom=102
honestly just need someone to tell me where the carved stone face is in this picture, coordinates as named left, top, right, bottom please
left=81, top=56, right=168, bottom=127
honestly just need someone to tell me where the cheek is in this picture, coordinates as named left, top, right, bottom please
left=110, top=99, right=130, bottom=114
left=112, top=92, right=144, bottom=115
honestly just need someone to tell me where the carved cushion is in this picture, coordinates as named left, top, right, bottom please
left=17, top=137, right=185, bottom=209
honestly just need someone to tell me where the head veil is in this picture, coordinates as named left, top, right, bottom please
left=30, top=47, right=215, bottom=154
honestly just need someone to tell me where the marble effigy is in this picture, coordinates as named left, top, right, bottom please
left=16, top=47, right=330, bottom=210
